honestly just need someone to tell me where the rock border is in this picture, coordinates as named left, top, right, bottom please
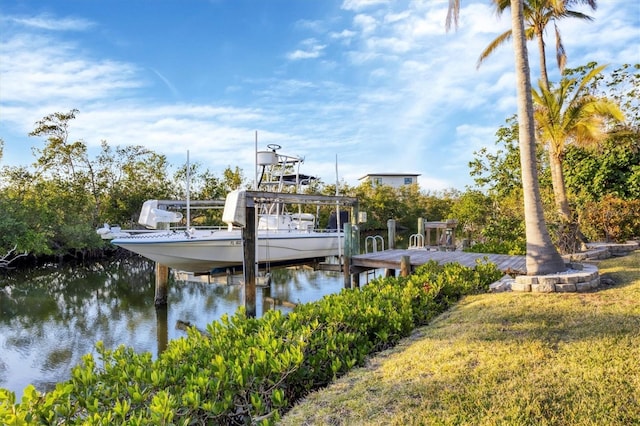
left=512, top=263, right=599, bottom=293
left=489, top=241, right=638, bottom=294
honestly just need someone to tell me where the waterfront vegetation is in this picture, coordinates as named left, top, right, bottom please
left=1, top=246, right=638, bottom=425
left=0, top=63, right=638, bottom=267
left=0, top=259, right=503, bottom=424
left=281, top=251, right=640, bottom=425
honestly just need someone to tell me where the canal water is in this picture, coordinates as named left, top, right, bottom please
left=0, top=256, right=373, bottom=399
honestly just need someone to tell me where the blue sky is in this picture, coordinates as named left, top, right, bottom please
left=1, top=0, right=638, bottom=191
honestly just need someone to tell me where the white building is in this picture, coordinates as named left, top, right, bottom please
left=358, top=173, right=420, bottom=189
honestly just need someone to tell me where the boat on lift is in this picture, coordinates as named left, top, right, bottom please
left=104, top=144, right=345, bottom=274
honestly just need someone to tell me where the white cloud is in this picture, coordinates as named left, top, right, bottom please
left=286, top=38, right=326, bottom=60
left=329, top=29, right=357, bottom=40
left=0, top=34, right=142, bottom=105
left=6, top=14, right=94, bottom=31
left=353, top=13, right=378, bottom=34
left=1, top=0, right=637, bottom=191
left=341, top=0, right=392, bottom=12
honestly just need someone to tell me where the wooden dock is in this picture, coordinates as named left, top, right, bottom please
left=349, top=249, right=526, bottom=275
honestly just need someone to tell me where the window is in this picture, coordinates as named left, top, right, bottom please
left=373, top=177, right=382, bottom=185
left=404, top=177, right=413, bottom=185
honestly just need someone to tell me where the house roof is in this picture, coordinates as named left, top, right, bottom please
left=358, top=173, right=421, bottom=180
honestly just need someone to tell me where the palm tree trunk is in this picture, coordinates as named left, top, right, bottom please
left=549, top=148, right=571, bottom=222
left=510, top=0, right=566, bottom=275
left=537, top=33, right=550, bottom=91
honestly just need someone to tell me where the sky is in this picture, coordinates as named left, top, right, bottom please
left=1, top=0, right=639, bottom=191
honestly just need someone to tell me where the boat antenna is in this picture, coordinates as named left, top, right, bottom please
left=335, top=153, right=342, bottom=260
left=186, top=150, right=191, bottom=231
left=254, top=131, right=258, bottom=190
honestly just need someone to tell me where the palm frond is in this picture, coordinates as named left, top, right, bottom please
left=477, top=30, right=513, bottom=69
left=563, top=10, right=595, bottom=21
left=445, top=0, right=460, bottom=32
left=555, top=24, right=566, bottom=73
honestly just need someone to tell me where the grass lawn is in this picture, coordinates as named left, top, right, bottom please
left=280, top=251, right=640, bottom=426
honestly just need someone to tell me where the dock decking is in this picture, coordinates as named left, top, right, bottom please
left=350, top=249, right=526, bottom=275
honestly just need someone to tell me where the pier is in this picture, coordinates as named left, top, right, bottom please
left=348, top=249, right=526, bottom=277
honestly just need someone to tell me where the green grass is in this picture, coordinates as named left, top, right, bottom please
left=280, top=251, right=640, bottom=425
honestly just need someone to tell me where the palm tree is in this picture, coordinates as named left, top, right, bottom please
left=447, top=0, right=566, bottom=275
left=477, top=0, right=597, bottom=90
left=532, top=64, right=624, bottom=225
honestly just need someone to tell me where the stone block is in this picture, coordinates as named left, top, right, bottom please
left=515, top=275, right=538, bottom=285
left=531, top=283, right=555, bottom=293
left=576, top=281, right=594, bottom=292
left=558, top=274, right=581, bottom=284
left=490, top=275, right=514, bottom=293
left=511, top=282, right=531, bottom=292
left=538, top=276, right=560, bottom=285
left=555, top=283, right=577, bottom=292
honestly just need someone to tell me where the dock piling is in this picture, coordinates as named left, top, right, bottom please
left=243, top=205, right=257, bottom=318
left=400, top=255, right=411, bottom=277
left=387, top=219, right=396, bottom=250
left=154, top=263, right=169, bottom=306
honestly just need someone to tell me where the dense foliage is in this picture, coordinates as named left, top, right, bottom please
left=0, top=64, right=637, bottom=262
left=0, top=112, right=243, bottom=261
left=0, top=260, right=502, bottom=425
left=468, top=64, right=639, bottom=250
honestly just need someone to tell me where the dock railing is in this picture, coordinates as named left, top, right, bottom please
left=408, top=233, right=425, bottom=249
left=365, top=235, right=385, bottom=253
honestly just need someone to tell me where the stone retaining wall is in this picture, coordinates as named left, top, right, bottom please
left=512, top=263, right=600, bottom=293
left=565, top=241, right=640, bottom=262
left=489, top=242, right=638, bottom=293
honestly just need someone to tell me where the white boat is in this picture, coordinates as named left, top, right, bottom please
left=105, top=144, right=346, bottom=274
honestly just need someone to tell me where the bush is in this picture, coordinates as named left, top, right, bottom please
left=465, top=240, right=526, bottom=255
left=580, top=195, right=640, bottom=242
left=0, top=260, right=502, bottom=425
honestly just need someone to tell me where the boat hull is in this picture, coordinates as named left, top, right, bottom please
left=111, top=230, right=342, bottom=273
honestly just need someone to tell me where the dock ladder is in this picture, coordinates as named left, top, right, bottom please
left=364, top=235, right=385, bottom=282
left=408, top=233, right=425, bottom=249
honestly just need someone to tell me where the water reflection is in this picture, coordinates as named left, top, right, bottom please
left=0, top=257, right=346, bottom=399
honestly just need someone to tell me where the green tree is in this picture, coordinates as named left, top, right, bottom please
left=95, top=143, right=175, bottom=226
left=468, top=118, right=552, bottom=254
left=222, top=166, right=245, bottom=192
left=565, top=62, right=640, bottom=130
left=26, top=110, right=106, bottom=255
left=353, top=181, right=400, bottom=231
left=448, top=0, right=566, bottom=274
left=532, top=64, right=624, bottom=224
left=564, top=134, right=640, bottom=203
left=478, top=0, right=596, bottom=90
left=450, top=189, right=492, bottom=242
left=29, top=109, right=87, bottom=181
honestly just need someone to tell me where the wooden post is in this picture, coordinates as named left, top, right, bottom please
left=351, top=267, right=360, bottom=289
left=343, top=223, right=354, bottom=289
left=155, top=305, right=168, bottom=355
left=400, top=255, right=411, bottom=277
left=418, top=217, right=425, bottom=240
left=387, top=219, right=396, bottom=250
left=352, top=206, right=360, bottom=255
left=344, top=223, right=352, bottom=257
left=154, top=263, right=169, bottom=306
left=450, top=227, right=456, bottom=249
left=343, top=255, right=352, bottom=288
left=243, top=205, right=257, bottom=318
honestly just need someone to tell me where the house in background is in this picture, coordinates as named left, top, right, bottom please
left=358, top=173, right=420, bottom=189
